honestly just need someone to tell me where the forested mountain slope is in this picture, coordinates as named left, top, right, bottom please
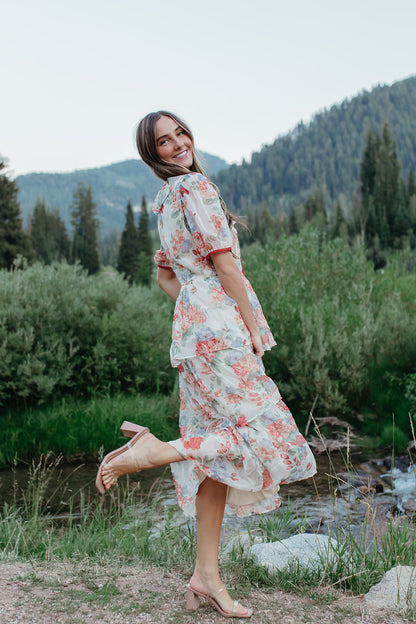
left=215, top=76, right=416, bottom=214
left=16, top=152, right=228, bottom=235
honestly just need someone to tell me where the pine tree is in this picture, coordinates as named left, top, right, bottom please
left=258, top=202, right=274, bottom=244
left=373, top=122, right=400, bottom=247
left=31, top=199, right=70, bottom=263
left=100, top=229, right=121, bottom=267
left=117, top=200, right=140, bottom=283
left=288, top=206, right=298, bottom=235
left=303, top=188, right=327, bottom=231
left=408, top=169, right=416, bottom=198
left=136, top=195, right=153, bottom=286
left=331, top=199, right=346, bottom=239
left=70, top=182, right=100, bottom=274
left=0, top=160, right=33, bottom=269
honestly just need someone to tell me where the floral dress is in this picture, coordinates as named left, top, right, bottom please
left=153, top=172, right=316, bottom=517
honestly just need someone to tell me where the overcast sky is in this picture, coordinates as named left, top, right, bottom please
left=1, top=0, right=415, bottom=177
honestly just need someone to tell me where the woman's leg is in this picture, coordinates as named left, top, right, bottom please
left=100, top=434, right=183, bottom=490
left=189, top=477, right=251, bottom=616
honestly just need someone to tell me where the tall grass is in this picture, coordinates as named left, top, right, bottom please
left=0, top=391, right=179, bottom=467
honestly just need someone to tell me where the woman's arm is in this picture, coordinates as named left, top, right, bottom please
left=210, top=251, right=264, bottom=357
left=157, top=267, right=181, bottom=301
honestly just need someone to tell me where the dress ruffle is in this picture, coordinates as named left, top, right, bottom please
left=168, top=347, right=316, bottom=517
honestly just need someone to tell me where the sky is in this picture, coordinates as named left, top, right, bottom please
left=1, top=0, right=416, bottom=177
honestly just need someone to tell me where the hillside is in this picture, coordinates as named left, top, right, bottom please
left=16, top=152, right=228, bottom=236
left=214, top=75, right=416, bottom=215
left=15, top=76, right=416, bottom=234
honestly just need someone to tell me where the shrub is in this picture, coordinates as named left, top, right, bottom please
left=0, top=263, right=174, bottom=411
left=242, top=228, right=416, bottom=423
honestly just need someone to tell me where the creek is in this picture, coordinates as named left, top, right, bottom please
left=0, top=452, right=414, bottom=538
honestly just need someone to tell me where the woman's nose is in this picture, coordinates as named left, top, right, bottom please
left=173, top=136, right=184, bottom=150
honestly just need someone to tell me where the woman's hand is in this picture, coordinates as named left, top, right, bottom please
left=250, top=328, right=264, bottom=358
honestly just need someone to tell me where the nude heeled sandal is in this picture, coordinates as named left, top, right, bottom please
left=95, top=422, right=150, bottom=494
left=186, top=584, right=253, bottom=618
left=120, top=420, right=144, bottom=438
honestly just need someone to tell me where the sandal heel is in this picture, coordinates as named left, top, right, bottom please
left=120, top=421, right=143, bottom=438
left=186, top=586, right=200, bottom=610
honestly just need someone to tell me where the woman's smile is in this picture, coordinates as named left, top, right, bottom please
left=155, top=115, right=194, bottom=168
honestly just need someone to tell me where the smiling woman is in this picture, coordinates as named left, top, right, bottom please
left=94, top=110, right=316, bottom=619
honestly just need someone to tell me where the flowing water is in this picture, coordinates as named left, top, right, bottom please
left=0, top=452, right=414, bottom=538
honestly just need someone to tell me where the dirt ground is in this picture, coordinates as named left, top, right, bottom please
left=0, top=560, right=412, bottom=624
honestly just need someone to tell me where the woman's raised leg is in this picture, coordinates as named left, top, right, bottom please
left=188, top=477, right=252, bottom=617
left=98, top=432, right=183, bottom=492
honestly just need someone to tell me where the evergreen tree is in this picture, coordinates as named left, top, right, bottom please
left=0, top=160, right=32, bottom=269
left=100, top=229, right=121, bottom=267
left=70, top=182, right=100, bottom=274
left=30, top=199, right=70, bottom=263
left=358, top=122, right=412, bottom=250
left=373, top=122, right=400, bottom=247
left=136, top=195, right=153, bottom=286
left=303, top=188, right=327, bottom=234
left=117, top=200, right=140, bottom=283
left=331, top=199, right=347, bottom=239
left=288, top=206, right=298, bottom=235
left=258, top=202, right=274, bottom=244
left=408, top=169, right=416, bottom=198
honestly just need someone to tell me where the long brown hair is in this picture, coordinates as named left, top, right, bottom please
left=136, top=111, right=243, bottom=228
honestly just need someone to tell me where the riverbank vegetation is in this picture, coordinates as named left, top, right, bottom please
left=1, top=455, right=415, bottom=608
left=0, top=226, right=415, bottom=465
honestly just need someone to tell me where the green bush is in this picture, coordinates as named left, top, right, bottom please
left=380, top=424, right=409, bottom=451
left=243, top=228, right=416, bottom=422
left=0, top=263, right=174, bottom=411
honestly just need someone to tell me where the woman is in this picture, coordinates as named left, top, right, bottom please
left=96, top=111, right=316, bottom=619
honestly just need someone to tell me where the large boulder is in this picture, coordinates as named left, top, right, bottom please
left=364, top=566, right=416, bottom=610
left=250, top=533, right=337, bottom=571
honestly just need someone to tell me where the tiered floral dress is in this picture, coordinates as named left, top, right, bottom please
left=153, top=172, right=316, bottom=517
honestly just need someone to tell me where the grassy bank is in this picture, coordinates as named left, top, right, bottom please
left=0, top=391, right=179, bottom=468
left=1, top=455, right=415, bottom=606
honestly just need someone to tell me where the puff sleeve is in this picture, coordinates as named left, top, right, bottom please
left=154, top=247, right=172, bottom=268
left=181, top=175, right=233, bottom=258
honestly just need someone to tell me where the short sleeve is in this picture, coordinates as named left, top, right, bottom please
left=154, top=248, right=172, bottom=268
left=181, top=174, right=233, bottom=258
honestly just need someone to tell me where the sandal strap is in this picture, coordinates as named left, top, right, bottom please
left=212, top=586, right=225, bottom=599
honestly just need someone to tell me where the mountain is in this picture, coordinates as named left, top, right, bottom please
left=16, top=152, right=228, bottom=236
left=214, top=75, right=416, bottom=215
left=15, top=76, right=416, bottom=235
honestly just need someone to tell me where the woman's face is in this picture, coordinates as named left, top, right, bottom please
left=155, top=115, right=193, bottom=168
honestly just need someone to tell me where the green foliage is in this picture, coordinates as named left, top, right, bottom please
left=117, top=200, right=139, bottom=284
left=0, top=160, right=33, bottom=269
left=136, top=196, right=153, bottom=287
left=0, top=262, right=174, bottom=412
left=0, top=393, right=179, bottom=466
left=30, top=199, right=70, bottom=263
left=242, top=228, right=416, bottom=422
left=70, top=183, right=100, bottom=274
left=380, top=424, right=409, bottom=451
